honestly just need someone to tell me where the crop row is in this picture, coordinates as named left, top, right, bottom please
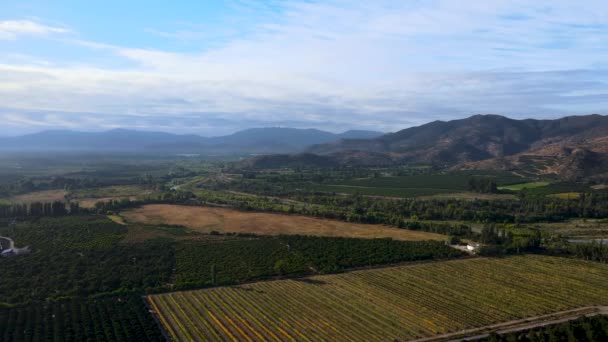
left=150, top=255, right=608, bottom=341
left=0, top=296, right=164, bottom=342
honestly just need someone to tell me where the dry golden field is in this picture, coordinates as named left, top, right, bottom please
left=8, top=189, right=67, bottom=203
left=121, top=204, right=446, bottom=241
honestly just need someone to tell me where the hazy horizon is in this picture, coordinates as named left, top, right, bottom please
left=0, top=125, right=387, bottom=138
left=2, top=112, right=608, bottom=138
left=1, top=1, right=607, bottom=136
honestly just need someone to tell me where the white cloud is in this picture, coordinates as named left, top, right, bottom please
left=0, top=1, right=607, bottom=135
left=0, top=20, right=68, bottom=40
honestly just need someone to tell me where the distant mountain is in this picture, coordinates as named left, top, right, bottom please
left=302, top=114, right=608, bottom=179
left=201, top=128, right=384, bottom=154
left=0, top=127, right=383, bottom=155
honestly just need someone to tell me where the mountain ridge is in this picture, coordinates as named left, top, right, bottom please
left=0, top=127, right=384, bottom=155
left=272, top=114, right=608, bottom=179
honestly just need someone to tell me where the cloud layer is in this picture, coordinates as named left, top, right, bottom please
left=0, top=20, right=68, bottom=40
left=0, top=0, right=607, bottom=135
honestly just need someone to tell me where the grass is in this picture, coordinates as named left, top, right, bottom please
left=121, top=204, right=447, bottom=241
left=498, top=181, right=550, bottom=191
left=149, top=255, right=608, bottom=341
left=71, top=185, right=154, bottom=208
left=547, top=192, right=581, bottom=199
left=521, top=182, right=592, bottom=197
left=107, top=214, right=126, bottom=225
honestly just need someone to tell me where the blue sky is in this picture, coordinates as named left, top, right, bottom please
left=0, top=0, right=607, bottom=136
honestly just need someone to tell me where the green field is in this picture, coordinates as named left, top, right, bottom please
left=150, top=255, right=608, bottom=341
left=71, top=185, right=150, bottom=199
left=310, top=172, right=526, bottom=198
left=498, top=181, right=550, bottom=191
left=310, top=183, right=457, bottom=197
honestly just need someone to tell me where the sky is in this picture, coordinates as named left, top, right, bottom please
left=0, top=0, right=607, bottom=136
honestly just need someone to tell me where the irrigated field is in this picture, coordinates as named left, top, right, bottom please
left=497, top=181, right=549, bottom=191
left=122, top=204, right=446, bottom=241
left=309, top=172, right=526, bottom=198
left=149, top=255, right=608, bottom=341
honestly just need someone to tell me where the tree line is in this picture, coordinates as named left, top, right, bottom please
left=0, top=201, right=82, bottom=218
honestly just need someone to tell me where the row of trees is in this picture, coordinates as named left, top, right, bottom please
left=0, top=216, right=174, bottom=304
left=175, top=236, right=464, bottom=289
left=0, top=201, right=81, bottom=218
left=467, top=176, right=498, bottom=193
left=0, top=177, right=111, bottom=198
left=545, top=240, right=608, bottom=263
left=0, top=296, right=164, bottom=342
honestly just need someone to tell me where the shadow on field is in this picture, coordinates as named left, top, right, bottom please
left=292, top=278, right=327, bottom=285
left=232, top=286, right=266, bottom=294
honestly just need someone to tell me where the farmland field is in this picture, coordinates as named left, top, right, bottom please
left=498, top=181, right=549, bottom=191
left=0, top=296, right=164, bottom=342
left=306, top=172, right=526, bottom=198
left=122, top=204, right=447, bottom=241
left=149, top=255, right=608, bottom=341
left=309, top=184, right=457, bottom=198
left=71, top=185, right=154, bottom=208
left=536, top=219, right=608, bottom=239
left=6, top=189, right=67, bottom=203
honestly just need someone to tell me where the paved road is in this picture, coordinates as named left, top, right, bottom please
left=410, top=306, right=608, bottom=342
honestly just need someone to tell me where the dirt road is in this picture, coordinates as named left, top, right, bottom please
left=410, top=306, right=608, bottom=342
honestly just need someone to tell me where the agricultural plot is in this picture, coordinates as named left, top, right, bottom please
left=536, top=219, right=608, bottom=239
left=311, top=172, right=525, bottom=198
left=150, top=255, right=608, bottom=341
left=0, top=296, right=164, bottom=342
left=309, top=184, right=455, bottom=198
left=498, top=181, right=549, bottom=191
left=174, top=238, right=463, bottom=288
left=71, top=185, right=154, bottom=208
left=6, top=189, right=67, bottom=203
left=122, top=204, right=447, bottom=241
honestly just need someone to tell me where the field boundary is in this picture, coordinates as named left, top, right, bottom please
left=412, top=306, right=608, bottom=342
left=148, top=256, right=608, bottom=341
left=142, top=295, right=174, bottom=342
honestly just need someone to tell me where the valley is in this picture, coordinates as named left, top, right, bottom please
left=2, top=115, right=608, bottom=341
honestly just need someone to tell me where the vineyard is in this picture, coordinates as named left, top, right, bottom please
left=0, top=296, right=164, bottom=342
left=150, top=255, right=608, bottom=341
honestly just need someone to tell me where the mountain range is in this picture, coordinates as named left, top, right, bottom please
left=3, top=114, right=607, bottom=180
left=247, top=114, right=608, bottom=180
left=0, top=127, right=383, bottom=155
